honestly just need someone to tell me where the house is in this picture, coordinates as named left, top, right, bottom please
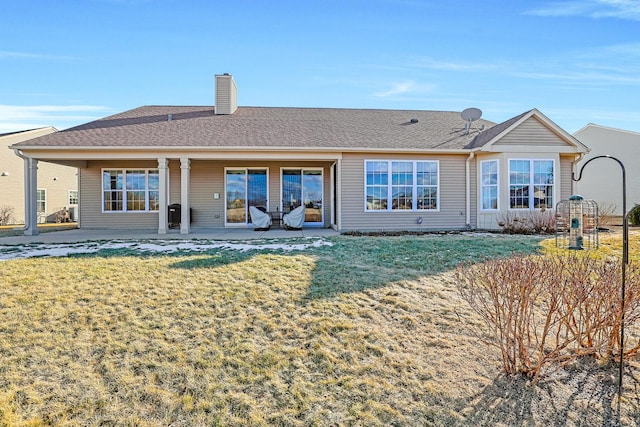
left=1, top=127, right=78, bottom=226
left=9, top=74, right=588, bottom=235
left=574, top=124, right=640, bottom=216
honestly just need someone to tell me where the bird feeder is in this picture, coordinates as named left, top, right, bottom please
left=555, top=195, right=598, bottom=250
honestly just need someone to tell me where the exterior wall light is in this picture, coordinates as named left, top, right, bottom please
left=1, top=172, right=8, bottom=176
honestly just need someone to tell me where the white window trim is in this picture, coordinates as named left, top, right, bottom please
left=36, top=188, right=47, bottom=214
left=68, top=189, right=79, bottom=206
left=101, top=169, right=160, bottom=213
left=364, top=160, right=440, bottom=212
left=508, top=159, right=555, bottom=211
left=480, top=159, right=499, bottom=212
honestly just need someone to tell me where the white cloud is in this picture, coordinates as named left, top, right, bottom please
left=374, top=81, right=416, bottom=97
left=525, top=0, right=640, bottom=21
left=414, top=58, right=498, bottom=72
left=0, top=105, right=111, bottom=132
left=373, top=81, right=437, bottom=98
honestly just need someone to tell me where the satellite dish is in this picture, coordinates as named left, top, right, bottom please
left=461, top=107, right=482, bottom=122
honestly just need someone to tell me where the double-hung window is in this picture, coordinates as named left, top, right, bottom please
left=365, top=160, right=439, bottom=211
left=36, top=189, right=46, bottom=214
left=102, top=169, right=159, bottom=212
left=481, top=160, right=498, bottom=210
left=509, top=160, right=554, bottom=209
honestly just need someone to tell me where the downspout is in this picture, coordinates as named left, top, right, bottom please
left=570, top=152, right=586, bottom=195
left=11, top=148, right=36, bottom=234
left=465, top=151, right=475, bottom=229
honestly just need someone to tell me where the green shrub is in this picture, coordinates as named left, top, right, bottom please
left=629, top=204, right=640, bottom=226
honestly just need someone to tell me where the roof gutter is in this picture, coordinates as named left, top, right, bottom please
left=10, top=145, right=477, bottom=155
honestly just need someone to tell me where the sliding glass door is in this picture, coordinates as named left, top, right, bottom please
left=281, top=168, right=323, bottom=225
left=226, top=169, right=268, bottom=225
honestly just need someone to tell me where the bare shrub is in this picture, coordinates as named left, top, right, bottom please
left=596, top=203, right=617, bottom=227
left=0, top=205, right=15, bottom=225
left=456, top=253, right=640, bottom=381
left=526, top=209, right=556, bottom=234
left=497, top=209, right=556, bottom=234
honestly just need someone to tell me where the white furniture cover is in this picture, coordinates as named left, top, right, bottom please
left=249, top=206, right=271, bottom=230
left=283, top=205, right=305, bottom=229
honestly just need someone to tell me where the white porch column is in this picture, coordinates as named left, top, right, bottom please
left=157, top=158, right=168, bottom=234
left=330, top=162, right=336, bottom=227
left=180, top=157, right=191, bottom=234
left=23, top=157, right=39, bottom=236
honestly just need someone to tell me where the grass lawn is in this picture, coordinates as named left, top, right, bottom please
left=1, top=233, right=639, bottom=426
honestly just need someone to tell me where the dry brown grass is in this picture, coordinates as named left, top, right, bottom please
left=0, top=234, right=639, bottom=425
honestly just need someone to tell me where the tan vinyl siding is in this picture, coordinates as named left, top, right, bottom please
left=493, top=117, right=569, bottom=148
left=190, top=160, right=331, bottom=227
left=168, top=159, right=182, bottom=205
left=190, top=160, right=224, bottom=227
left=79, top=159, right=332, bottom=229
left=339, top=153, right=468, bottom=232
left=560, top=155, right=574, bottom=202
left=0, top=128, right=77, bottom=225
left=80, top=160, right=159, bottom=229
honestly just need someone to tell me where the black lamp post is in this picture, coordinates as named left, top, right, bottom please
left=572, top=154, right=627, bottom=404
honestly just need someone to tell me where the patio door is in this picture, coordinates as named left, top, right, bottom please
left=225, top=169, right=268, bottom=225
left=281, top=168, right=323, bottom=226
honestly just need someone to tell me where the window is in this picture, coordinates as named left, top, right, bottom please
left=68, top=190, right=79, bottom=205
left=509, top=160, right=554, bottom=209
left=365, top=161, right=388, bottom=210
left=225, top=169, right=268, bottom=224
left=281, top=168, right=323, bottom=224
left=481, top=160, right=498, bottom=210
left=102, top=169, right=159, bottom=212
left=392, top=162, right=413, bottom=210
left=365, top=160, right=439, bottom=211
left=36, top=189, right=46, bottom=214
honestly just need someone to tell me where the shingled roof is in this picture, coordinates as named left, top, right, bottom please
left=13, top=106, right=497, bottom=152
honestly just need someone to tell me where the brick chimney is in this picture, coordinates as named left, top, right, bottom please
left=214, top=73, right=237, bottom=115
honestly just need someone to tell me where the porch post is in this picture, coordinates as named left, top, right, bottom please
left=180, top=157, right=190, bottom=234
left=157, top=158, right=168, bottom=234
left=23, top=157, right=39, bottom=236
left=330, top=162, right=336, bottom=227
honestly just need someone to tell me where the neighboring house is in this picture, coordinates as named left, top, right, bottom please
left=1, top=127, right=78, bottom=225
left=10, top=74, right=588, bottom=235
left=574, top=124, right=640, bottom=216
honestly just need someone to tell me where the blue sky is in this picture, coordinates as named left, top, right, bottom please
left=1, top=0, right=639, bottom=134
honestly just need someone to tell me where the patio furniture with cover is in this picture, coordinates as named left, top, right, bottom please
left=282, top=205, right=305, bottom=229
left=249, top=206, right=271, bottom=230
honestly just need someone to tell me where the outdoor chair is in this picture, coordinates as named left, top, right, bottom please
left=282, top=205, right=305, bottom=230
left=249, top=206, right=271, bottom=230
